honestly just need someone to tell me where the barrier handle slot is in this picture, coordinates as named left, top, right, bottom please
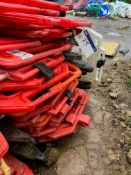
left=34, top=62, right=55, bottom=79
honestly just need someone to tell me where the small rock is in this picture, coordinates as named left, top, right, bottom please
left=116, top=115, right=125, bottom=121
left=119, top=137, right=125, bottom=146
left=108, top=84, right=116, bottom=92
left=123, top=144, right=131, bottom=152
left=126, top=111, right=131, bottom=127
left=107, top=78, right=112, bottom=83
left=124, top=132, right=131, bottom=145
left=121, top=110, right=127, bottom=115
left=129, top=64, right=131, bottom=68
left=113, top=165, right=120, bottom=170
left=120, top=121, right=127, bottom=128
left=101, top=80, right=106, bottom=84
left=98, top=83, right=104, bottom=87
left=127, top=150, right=131, bottom=164
left=112, top=119, right=119, bottom=127
left=127, top=70, right=131, bottom=78
left=101, top=106, right=106, bottom=111
left=109, top=92, right=118, bottom=99
left=112, top=103, right=119, bottom=109
left=126, top=111, right=131, bottom=118
left=108, top=150, right=117, bottom=161
left=119, top=103, right=128, bottom=109
left=113, top=62, right=119, bottom=67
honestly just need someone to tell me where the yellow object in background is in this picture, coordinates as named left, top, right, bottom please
left=103, top=41, right=120, bottom=57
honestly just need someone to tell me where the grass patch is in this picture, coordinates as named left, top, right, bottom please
left=125, top=79, right=131, bottom=88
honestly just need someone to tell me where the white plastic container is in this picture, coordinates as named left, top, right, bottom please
left=84, top=28, right=105, bottom=81
left=73, top=28, right=105, bottom=82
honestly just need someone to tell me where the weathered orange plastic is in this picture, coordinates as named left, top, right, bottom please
left=0, top=43, right=71, bottom=68
left=0, top=132, right=9, bottom=159
left=0, top=63, right=81, bottom=113
left=4, top=154, right=34, bottom=175
left=0, top=54, right=64, bottom=81
left=0, top=40, right=41, bottom=52
left=38, top=89, right=91, bottom=142
left=0, top=2, right=61, bottom=16
left=0, top=0, right=69, bottom=11
left=0, top=12, right=92, bottom=28
left=10, top=80, right=78, bottom=132
left=0, top=78, right=42, bottom=91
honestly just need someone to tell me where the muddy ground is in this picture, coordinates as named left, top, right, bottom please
left=44, top=18, right=131, bottom=175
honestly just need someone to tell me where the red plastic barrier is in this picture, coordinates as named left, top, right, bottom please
left=50, top=93, right=78, bottom=126
left=10, top=80, right=78, bottom=129
left=0, top=43, right=71, bottom=68
left=0, top=54, right=64, bottom=81
left=0, top=40, right=41, bottom=52
left=0, top=78, right=42, bottom=91
left=0, top=21, right=9, bottom=27
left=0, top=2, right=60, bottom=16
left=0, top=37, right=37, bottom=45
left=24, top=42, right=64, bottom=53
left=0, top=63, right=81, bottom=113
left=0, top=13, right=54, bottom=27
left=49, top=80, right=78, bottom=115
left=0, top=28, right=48, bottom=39
left=0, top=28, right=72, bottom=39
left=0, top=12, right=92, bottom=28
left=24, top=80, right=78, bottom=137
left=4, top=154, right=34, bottom=175
left=9, top=88, right=67, bottom=128
left=0, top=0, right=69, bottom=11
left=0, top=132, right=9, bottom=159
left=38, top=89, right=91, bottom=142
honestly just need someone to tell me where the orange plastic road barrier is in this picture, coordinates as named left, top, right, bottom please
left=0, top=132, right=9, bottom=159
left=0, top=28, right=72, bottom=39
left=0, top=37, right=37, bottom=45
left=6, top=63, right=70, bottom=117
left=0, top=0, right=69, bottom=11
left=50, top=80, right=78, bottom=115
left=0, top=54, right=64, bottom=81
left=24, top=80, right=78, bottom=137
left=50, top=88, right=79, bottom=126
left=10, top=80, right=78, bottom=131
left=4, top=154, right=34, bottom=175
left=38, top=89, right=91, bottom=142
left=10, top=90, right=66, bottom=130
left=0, top=2, right=61, bottom=16
left=0, top=40, right=41, bottom=52
left=0, top=43, right=71, bottom=68
left=0, top=63, right=81, bottom=113
left=0, top=12, right=92, bottom=28
left=24, top=42, right=64, bottom=53
left=0, top=78, right=41, bottom=91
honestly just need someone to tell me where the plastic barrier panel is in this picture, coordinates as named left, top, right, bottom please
left=0, top=2, right=61, bottom=16
left=0, top=63, right=81, bottom=113
left=0, top=54, right=64, bottom=82
left=0, top=78, right=41, bottom=91
left=0, top=0, right=69, bottom=11
left=38, top=89, right=91, bottom=142
left=0, top=43, right=71, bottom=68
left=4, top=154, right=34, bottom=175
left=0, top=132, right=9, bottom=159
